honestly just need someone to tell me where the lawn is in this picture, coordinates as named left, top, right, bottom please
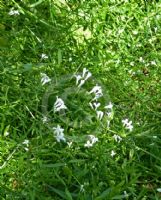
left=0, top=0, right=161, bottom=199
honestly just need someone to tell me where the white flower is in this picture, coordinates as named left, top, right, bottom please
left=40, top=73, right=51, bottom=85
left=113, top=134, right=122, bottom=143
left=75, top=75, right=82, bottom=85
left=80, top=184, right=85, bottom=192
left=122, top=118, right=133, bottom=132
left=104, top=102, right=113, bottom=110
left=55, top=132, right=66, bottom=142
left=42, top=116, right=48, bottom=124
left=22, top=139, right=29, bottom=151
left=53, top=124, right=64, bottom=134
left=22, top=140, right=29, bottom=145
left=139, top=57, right=145, bottom=63
left=89, top=84, right=103, bottom=101
left=75, top=68, right=92, bottom=87
left=123, top=191, right=129, bottom=197
left=82, top=68, right=92, bottom=81
left=53, top=125, right=66, bottom=142
left=84, top=135, right=98, bottom=148
left=24, top=147, right=29, bottom=151
left=89, top=102, right=94, bottom=109
left=122, top=118, right=129, bottom=126
left=106, top=112, right=113, bottom=118
left=88, top=135, right=98, bottom=144
left=154, top=27, right=157, bottom=33
left=89, top=85, right=102, bottom=94
left=82, top=68, right=88, bottom=78
left=41, top=53, right=48, bottom=59
left=111, top=150, right=116, bottom=157
left=130, top=61, right=134, bottom=66
left=78, top=79, right=85, bottom=88
left=107, top=120, right=110, bottom=127
left=96, top=110, right=104, bottom=120
left=84, top=140, right=93, bottom=148
left=89, top=102, right=101, bottom=110
left=150, top=61, right=156, bottom=65
left=4, top=131, right=9, bottom=137
left=54, top=96, right=67, bottom=112
left=84, top=71, right=92, bottom=81
left=93, top=102, right=101, bottom=110
left=8, top=9, right=20, bottom=16
left=67, top=141, right=73, bottom=148
left=157, top=188, right=161, bottom=192
left=127, top=124, right=133, bottom=132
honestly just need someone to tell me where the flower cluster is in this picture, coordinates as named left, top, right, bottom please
left=54, top=96, right=67, bottom=113
left=40, top=73, right=51, bottom=85
left=22, top=139, right=29, bottom=151
left=41, top=68, right=134, bottom=147
left=84, top=135, right=98, bottom=148
left=113, top=134, right=122, bottom=143
left=89, top=84, right=103, bottom=101
left=53, top=125, right=66, bottom=142
left=41, top=53, right=48, bottom=59
left=122, top=118, right=133, bottom=132
left=8, top=8, right=20, bottom=16
left=75, top=68, right=92, bottom=87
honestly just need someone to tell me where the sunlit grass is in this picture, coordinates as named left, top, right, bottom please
left=0, top=0, right=161, bottom=199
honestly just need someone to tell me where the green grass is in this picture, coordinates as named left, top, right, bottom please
left=0, top=0, right=161, bottom=199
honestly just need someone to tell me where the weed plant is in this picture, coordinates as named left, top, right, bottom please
left=0, top=0, right=161, bottom=199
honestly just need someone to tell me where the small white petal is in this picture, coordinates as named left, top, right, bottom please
left=93, top=102, right=101, bottom=110
left=4, top=131, right=10, bottom=137
left=157, top=188, right=161, bottom=192
left=67, top=141, right=73, bottom=148
left=8, top=9, right=20, bottom=15
left=84, top=140, right=93, bottom=148
left=82, top=68, right=88, bottom=78
left=53, top=125, right=66, bottom=142
left=40, top=73, right=51, bottom=85
left=80, top=184, right=85, bottom=192
left=88, top=135, right=98, bottom=144
left=53, top=125, right=64, bottom=135
left=150, top=61, right=156, bottom=65
left=54, top=96, right=67, bottom=112
left=96, top=111, right=104, bottom=120
left=84, top=71, right=92, bottom=81
left=122, top=118, right=133, bottom=132
left=41, top=53, right=48, bottom=59
left=89, top=102, right=94, bottom=109
left=104, top=102, right=113, bottom=109
left=106, top=112, right=112, bottom=118
left=107, top=120, right=110, bottom=127
left=89, top=85, right=103, bottom=100
left=78, top=79, right=85, bottom=88
left=42, top=116, right=48, bottom=124
left=22, top=140, right=29, bottom=145
left=113, top=134, right=122, bottom=143
left=122, top=118, right=129, bottom=126
left=75, top=75, right=82, bottom=85
left=111, top=150, right=116, bottom=157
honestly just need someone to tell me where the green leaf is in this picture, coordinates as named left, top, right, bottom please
left=23, top=63, right=33, bottom=72
left=65, top=188, right=73, bottom=200
left=58, top=49, right=62, bottom=65
left=112, top=195, right=126, bottom=199
left=42, top=163, right=66, bottom=168
left=95, top=188, right=112, bottom=200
